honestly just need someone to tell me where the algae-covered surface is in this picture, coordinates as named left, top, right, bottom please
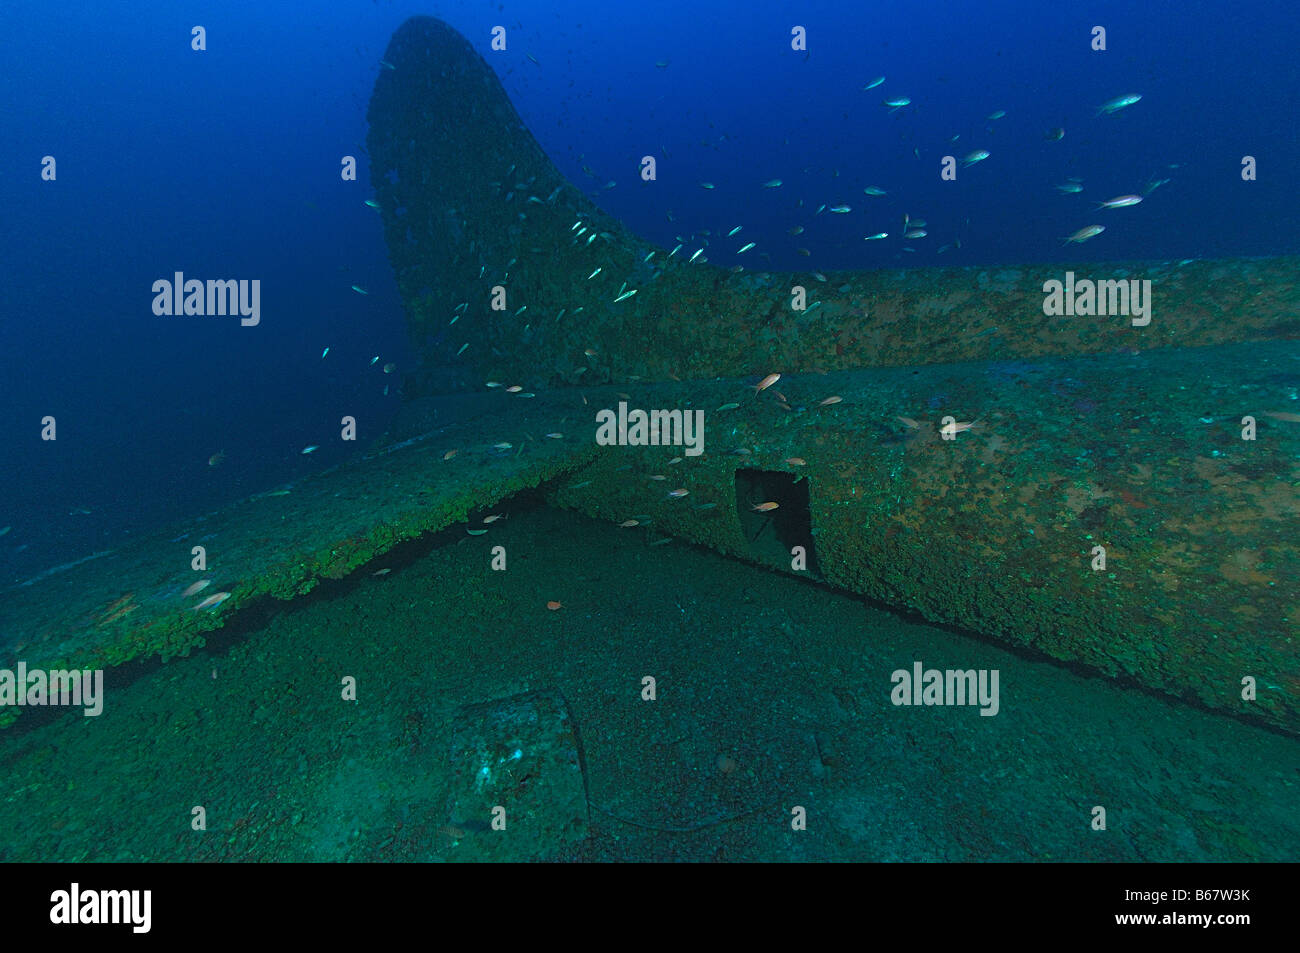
left=0, top=503, right=1296, bottom=862
left=0, top=392, right=598, bottom=726
left=7, top=345, right=1295, bottom=737
left=543, top=343, right=1300, bottom=735
left=1, top=355, right=1294, bottom=861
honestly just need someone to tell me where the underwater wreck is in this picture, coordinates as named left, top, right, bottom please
left=0, top=15, right=1295, bottom=749
left=365, top=16, right=1299, bottom=735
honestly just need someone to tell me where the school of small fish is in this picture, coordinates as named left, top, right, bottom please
left=577, top=79, right=1157, bottom=267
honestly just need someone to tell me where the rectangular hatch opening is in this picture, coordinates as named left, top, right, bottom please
left=734, top=468, right=820, bottom=578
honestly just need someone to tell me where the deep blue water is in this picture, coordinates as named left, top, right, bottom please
left=2, top=0, right=1297, bottom=581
